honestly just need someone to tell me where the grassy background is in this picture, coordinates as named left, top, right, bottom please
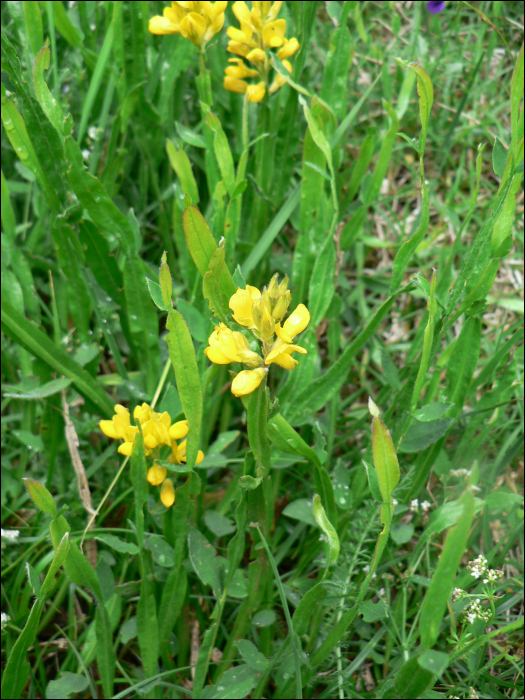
left=1, top=1, right=523, bottom=699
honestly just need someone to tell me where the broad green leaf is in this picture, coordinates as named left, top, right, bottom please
left=188, top=528, right=222, bottom=596
left=399, top=417, right=453, bottom=453
left=320, top=20, right=352, bottom=120
left=236, top=640, right=268, bottom=672
left=394, top=656, right=434, bottom=699
left=251, top=609, right=277, bottom=628
left=363, top=459, right=382, bottom=502
left=95, top=534, right=139, bottom=555
left=414, top=403, right=454, bottom=422
left=144, top=535, right=176, bottom=568
left=312, top=494, right=340, bottom=572
left=201, top=664, right=258, bottom=699
left=418, top=649, right=449, bottom=677
left=33, top=45, right=64, bottom=137
left=23, top=477, right=57, bottom=517
left=419, top=488, right=475, bottom=649
left=120, top=617, right=138, bottom=644
left=299, top=123, right=327, bottom=234
left=203, top=246, right=233, bottom=322
left=247, top=380, right=271, bottom=478
left=266, top=413, right=320, bottom=467
left=370, top=400, right=400, bottom=503
left=206, top=110, right=236, bottom=197
left=2, top=377, right=72, bottom=399
left=390, top=522, right=415, bottom=545
left=292, top=582, right=328, bottom=636
left=165, top=309, right=203, bottom=469
left=204, top=510, right=236, bottom=538
left=308, top=228, right=336, bottom=327
left=358, top=599, right=389, bottom=623
left=25, top=561, right=41, bottom=597
left=283, top=498, right=318, bottom=527
left=23, top=1, right=43, bottom=55
left=64, top=137, right=136, bottom=254
left=1, top=97, right=59, bottom=208
left=46, top=672, right=89, bottom=700
left=167, top=140, right=199, bottom=205
left=445, top=316, right=481, bottom=418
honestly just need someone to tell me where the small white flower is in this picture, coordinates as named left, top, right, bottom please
left=88, top=126, right=98, bottom=140
left=410, top=499, right=419, bottom=512
left=451, top=587, right=464, bottom=602
left=1, top=612, right=10, bottom=627
left=420, top=500, right=432, bottom=512
left=1, top=529, right=20, bottom=543
left=81, top=149, right=91, bottom=161
left=392, top=498, right=398, bottom=507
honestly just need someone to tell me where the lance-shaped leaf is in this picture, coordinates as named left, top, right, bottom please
left=23, top=478, right=57, bottom=518
left=419, top=488, right=475, bottom=650
left=165, top=309, right=203, bottom=469
left=167, top=140, right=199, bottom=205
left=393, top=58, right=434, bottom=155
left=312, top=494, right=340, bottom=575
left=369, top=398, right=400, bottom=503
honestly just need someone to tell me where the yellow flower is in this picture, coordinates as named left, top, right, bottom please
left=225, top=58, right=260, bottom=79
left=229, top=285, right=261, bottom=327
left=99, top=404, right=204, bottom=507
left=224, top=0, right=299, bottom=99
left=204, top=276, right=310, bottom=397
left=204, top=323, right=262, bottom=367
left=160, top=479, right=176, bottom=508
left=231, top=368, right=267, bottom=396
left=149, top=1, right=227, bottom=47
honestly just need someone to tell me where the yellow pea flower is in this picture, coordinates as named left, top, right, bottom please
left=275, top=303, right=310, bottom=343
left=100, top=405, right=139, bottom=456
left=265, top=342, right=307, bottom=369
left=224, top=76, right=249, bottom=93
left=204, top=323, right=262, bottom=367
left=170, top=438, right=205, bottom=465
left=225, top=58, right=260, bottom=79
left=160, top=479, right=176, bottom=508
left=231, top=368, right=267, bottom=396
left=229, top=285, right=261, bottom=327
left=224, top=0, right=299, bottom=99
left=149, top=1, right=227, bottom=47
left=147, top=463, right=168, bottom=486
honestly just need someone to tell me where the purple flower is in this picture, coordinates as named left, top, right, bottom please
left=426, top=1, right=446, bottom=13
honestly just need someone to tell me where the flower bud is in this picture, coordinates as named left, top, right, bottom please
left=147, top=464, right=168, bottom=486
left=160, top=479, right=176, bottom=508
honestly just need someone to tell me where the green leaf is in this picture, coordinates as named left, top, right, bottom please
left=358, top=599, right=389, bottom=623
left=266, top=413, right=320, bottom=467
left=251, top=609, right=277, bottom=628
left=235, top=639, right=268, bottom=672
left=206, top=110, right=236, bottom=197
left=320, top=22, right=352, bottom=120
left=23, top=1, right=44, bottom=55
left=393, top=58, right=434, bottom=154
left=46, top=672, right=89, bottom=699
left=167, top=140, right=200, bottom=205
left=370, top=402, right=400, bottom=503
left=2, top=377, right=72, bottom=399
left=391, top=182, right=430, bottom=293
left=365, top=100, right=399, bottom=205
left=52, top=0, right=83, bottom=47
left=33, top=45, right=64, bottom=137
left=347, top=129, right=375, bottom=204
left=146, top=278, right=167, bottom=310
left=414, top=403, right=454, bottom=422
left=362, top=460, right=382, bottom=502
left=204, top=510, right=236, bottom=538
left=394, top=656, right=434, bottom=699
left=418, top=649, right=449, bottom=677
left=188, top=528, right=222, bottom=596
left=308, top=228, right=336, bottom=327
left=239, top=475, right=263, bottom=490
left=165, top=310, right=203, bottom=469
left=64, top=137, right=135, bottom=253
left=510, top=44, right=523, bottom=153
left=492, top=137, right=508, bottom=179
left=95, top=534, right=139, bottom=556
left=390, top=522, right=415, bottom=545
left=137, top=564, right=159, bottom=681
left=120, top=616, right=138, bottom=644
left=312, top=494, right=340, bottom=572
left=201, top=664, right=258, bottom=699
left=419, top=488, right=475, bottom=650
left=1, top=296, right=115, bottom=417
left=445, top=316, right=481, bottom=418
left=23, top=478, right=56, bottom=517
left=399, top=417, right=453, bottom=453
left=1, top=97, right=60, bottom=208
left=25, top=561, right=41, bottom=598
left=283, top=498, right=318, bottom=527
left=203, top=246, right=234, bottom=322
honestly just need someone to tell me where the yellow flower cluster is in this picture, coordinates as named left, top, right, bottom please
left=224, top=1, right=300, bottom=102
left=99, top=403, right=204, bottom=507
left=149, top=1, right=227, bottom=47
left=205, top=274, right=310, bottom=396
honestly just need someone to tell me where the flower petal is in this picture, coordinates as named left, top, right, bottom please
left=169, top=420, right=189, bottom=441
left=160, top=479, right=176, bottom=508
left=231, top=368, right=267, bottom=396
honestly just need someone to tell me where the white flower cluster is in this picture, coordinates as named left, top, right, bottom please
left=483, top=568, right=504, bottom=585
left=1, top=612, right=10, bottom=628
left=466, top=554, right=488, bottom=579
left=410, top=499, right=432, bottom=513
left=451, top=587, right=464, bottom=602
left=449, top=468, right=472, bottom=478
left=464, top=598, right=491, bottom=625
left=1, top=529, right=20, bottom=544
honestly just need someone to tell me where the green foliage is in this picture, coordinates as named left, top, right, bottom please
left=1, top=2, right=523, bottom=699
